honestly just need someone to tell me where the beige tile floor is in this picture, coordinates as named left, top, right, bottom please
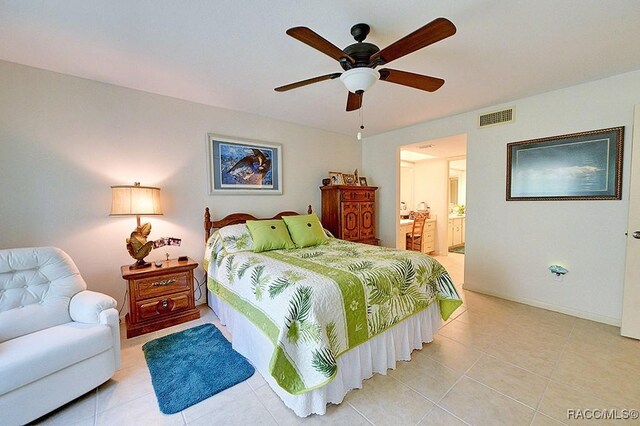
left=33, top=253, right=640, bottom=426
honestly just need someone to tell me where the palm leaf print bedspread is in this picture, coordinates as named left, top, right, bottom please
left=204, top=232, right=462, bottom=395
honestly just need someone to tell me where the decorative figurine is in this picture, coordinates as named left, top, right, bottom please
left=126, top=223, right=154, bottom=269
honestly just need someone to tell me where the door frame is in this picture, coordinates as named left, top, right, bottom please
left=621, top=105, right=640, bottom=339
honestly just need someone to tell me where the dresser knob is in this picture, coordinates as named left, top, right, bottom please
left=156, top=298, right=173, bottom=313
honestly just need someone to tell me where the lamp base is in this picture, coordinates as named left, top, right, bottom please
left=129, top=259, right=152, bottom=270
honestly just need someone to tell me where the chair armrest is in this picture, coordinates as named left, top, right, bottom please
left=70, top=290, right=117, bottom=324
left=100, top=307, right=122, bottom=369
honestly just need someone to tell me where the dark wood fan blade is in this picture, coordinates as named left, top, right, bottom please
left=370, top=18, right=456, bottom=65
left=287, top=27, right=355, bottom=64
left=275, top=73, right=342, bottom=92
left=379, top=68, right=444, bottom=92
left=346, top=91, right=362, bottom=111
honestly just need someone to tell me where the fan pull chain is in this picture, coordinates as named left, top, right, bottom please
left=357, top=101, right=365, bottom=141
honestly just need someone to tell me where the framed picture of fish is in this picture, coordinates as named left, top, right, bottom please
left=208, top=134, right=282, bottom=194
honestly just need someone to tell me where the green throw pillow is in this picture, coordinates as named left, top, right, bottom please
left=246, top=220, right=295, bottom=252
left=282, top=214, right=328, bottom=248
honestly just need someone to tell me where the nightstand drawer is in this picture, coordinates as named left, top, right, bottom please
left=134, top=272, right=190, bottom=300
left=137, top=292, right=191, bottom=321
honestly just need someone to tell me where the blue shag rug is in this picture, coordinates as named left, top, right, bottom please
left=142, top=323, right=255, bottom=414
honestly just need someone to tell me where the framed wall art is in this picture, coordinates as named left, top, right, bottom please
left=208, top=134, right=282, bottom=194
left=506, top=126, right=624, bottom=201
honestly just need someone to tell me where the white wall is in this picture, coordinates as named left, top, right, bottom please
left=0, top=60, right=361, bottom=310
left=363, top=69, right=640, bottom=325
left=413, top=159, right=448, bottom=254
left=399, top=161, right=414, bottom=211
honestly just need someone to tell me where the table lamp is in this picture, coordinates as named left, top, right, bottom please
left=110, top=182, right=163, bottom=269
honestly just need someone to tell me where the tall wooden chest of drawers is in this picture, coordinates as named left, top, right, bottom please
left=320, top=185, right=378, bottom=245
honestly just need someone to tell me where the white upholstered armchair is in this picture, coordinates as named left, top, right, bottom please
left=0, top=247, right=121, bottom=425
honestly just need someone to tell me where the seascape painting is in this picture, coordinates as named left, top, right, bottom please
left=506, top=127, right=623, bottom=201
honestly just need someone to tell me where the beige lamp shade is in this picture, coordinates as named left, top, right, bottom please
left=110, top=183, right=162, bottom=216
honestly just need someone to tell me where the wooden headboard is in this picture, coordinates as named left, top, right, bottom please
left=204, top=205, right=313, bottom=242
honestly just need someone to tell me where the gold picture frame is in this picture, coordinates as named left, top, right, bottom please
left=328, top=171, right=344, bottom=185
left=342, top=173, right=357, bottom=185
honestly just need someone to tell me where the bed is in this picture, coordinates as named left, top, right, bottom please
left=203, top=206, right=462, bottom=417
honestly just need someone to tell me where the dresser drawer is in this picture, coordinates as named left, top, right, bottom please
left=424, top=221, right=435, bottom=232
left=136, top=292, right=191, bottom=321
left=340, top=190, right=375, bottom=202
left=134, top=272, right=191, bottom=300
left=423, top=231, right=435, bottom=243
left=423, top=242, right=436, bottom=253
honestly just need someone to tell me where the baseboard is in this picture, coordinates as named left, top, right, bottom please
left=461, top=284, right=621, bottom=327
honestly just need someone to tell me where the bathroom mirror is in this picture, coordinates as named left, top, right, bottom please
left=449, top=177, right=459, bottom=206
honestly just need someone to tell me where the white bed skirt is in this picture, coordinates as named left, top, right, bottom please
left=208, top=291, right=443, bottom=417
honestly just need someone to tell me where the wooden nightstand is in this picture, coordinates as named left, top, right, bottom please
left=121, top=258, right=200, bottom=338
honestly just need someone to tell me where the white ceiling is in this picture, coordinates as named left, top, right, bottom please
left=401, top=133, right=467, bottom=160
left=2, top=1, right=640, bottom=137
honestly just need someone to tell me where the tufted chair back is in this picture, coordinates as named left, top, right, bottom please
left=0, top=247, right=87, bottom=342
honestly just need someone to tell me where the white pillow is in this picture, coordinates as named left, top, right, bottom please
left=218, top=223, right=255, bottom=253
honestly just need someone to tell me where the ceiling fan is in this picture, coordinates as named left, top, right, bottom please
left=275, top=18, right=456, bottom=112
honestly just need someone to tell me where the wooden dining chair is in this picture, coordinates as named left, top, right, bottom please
left=406, top=213, right=427, bottom=252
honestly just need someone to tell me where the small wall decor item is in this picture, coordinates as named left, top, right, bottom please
left=359, top=177, right=368, bottom=186
left=506, top=126, right=624, bottom=201
left=342, top=173, right=357, bottom=185
left=549, top=264, right=568, bottom=276
left=208, top=134, right=282, bottom=194
left=328, top=171, right=344, bottom=185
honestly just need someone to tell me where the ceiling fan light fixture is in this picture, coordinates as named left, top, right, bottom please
left=340, top=67, right=379, bottom=93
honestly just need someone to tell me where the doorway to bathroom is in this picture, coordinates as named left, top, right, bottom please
left=398, top=134, right=467, bottom=285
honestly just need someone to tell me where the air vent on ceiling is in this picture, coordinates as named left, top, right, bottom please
left=478, top=107, right=515, bottom=128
